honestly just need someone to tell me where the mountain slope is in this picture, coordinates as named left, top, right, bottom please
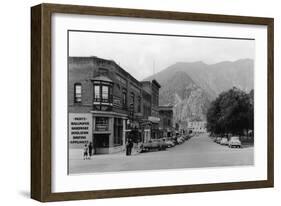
left=144, top=58, right=254, bottom=122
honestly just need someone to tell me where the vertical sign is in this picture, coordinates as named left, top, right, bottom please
left=69, top=113, right=92, bottom=148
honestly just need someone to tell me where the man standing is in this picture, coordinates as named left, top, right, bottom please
left=126, top=138, right=130, bottom=156
left=126, top=138, right=133, bottom=156
left=128, top=138, right=133, bottom=155
left=88, top=142, right=93, bottom=159
left=83, top=144, right=88, bottom=160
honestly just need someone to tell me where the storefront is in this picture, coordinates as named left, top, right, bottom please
left=148, top=116, right=160, bottom=139
left=92, top=111, right=127, bottom=154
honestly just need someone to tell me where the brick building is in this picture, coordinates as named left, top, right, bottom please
left=140, top=80, right=161, bottom=140
left=68, top=56, right=161, bottom=154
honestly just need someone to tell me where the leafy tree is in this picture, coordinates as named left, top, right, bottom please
left=207, top=87, right=254, bottom=137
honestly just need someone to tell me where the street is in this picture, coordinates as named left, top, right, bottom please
left=69, top=134, right=254, bottom=174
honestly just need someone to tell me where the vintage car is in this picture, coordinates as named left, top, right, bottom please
left=220, top=138, right=228, bottom=145
left=228, top=136, right=242, bottom=148
left=141, top=139, right=168, bottom=152
left=171, top=136, right=179, bottom=145
left=214, top=137, right=222, bottom=143
left=177, top=136, right=185, bottom=144
left=164, top=139, right=175, bottom=148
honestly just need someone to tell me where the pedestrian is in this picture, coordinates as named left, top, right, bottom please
left=83, top=144, right=88, bottom=160
left=128, top=138, right=133, bottom=155
left=88, top=142, right=93, bottom=159
left=126, top=138, right=130, bottom=156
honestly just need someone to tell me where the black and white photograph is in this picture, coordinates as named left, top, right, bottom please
left=68, top=30, right=255, bottom=174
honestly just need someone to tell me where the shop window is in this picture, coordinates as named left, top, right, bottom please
left=95, top=134, right=109, bottom=148
left=74, top=83, right=82, bottom=103
left=95, top=117, right=109, bottom=131
left=114, top=118, right=123, bottom=146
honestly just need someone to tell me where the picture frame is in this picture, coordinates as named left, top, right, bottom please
left=31, top=3, right=274, bottom=202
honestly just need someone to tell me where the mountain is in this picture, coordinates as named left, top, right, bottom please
left=144, top=58, right=254, bottom=122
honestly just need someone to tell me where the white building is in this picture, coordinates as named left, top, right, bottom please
left=188, top=121, right=207, bottom=134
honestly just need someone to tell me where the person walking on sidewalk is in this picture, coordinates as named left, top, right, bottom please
left=129, top=138, right=134, bottom=155
left=126, top=138, right=130, bottom=156
left=83, top=144, right=89, bottom=160
left=126, top=138, right=133, bottom=156
left=88, top=142, right=93, bottom=159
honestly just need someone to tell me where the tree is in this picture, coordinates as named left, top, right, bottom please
left=207, top=87, right=254, bottom=137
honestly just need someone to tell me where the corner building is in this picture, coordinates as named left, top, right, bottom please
left=68, top=56, right=160, bottom=154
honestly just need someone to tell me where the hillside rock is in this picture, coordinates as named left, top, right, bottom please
left=144, top=59, right=254, bottom=122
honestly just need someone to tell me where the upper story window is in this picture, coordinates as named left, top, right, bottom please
left=94, top=84, right=111, bottom=103
left=168, top=119, right=171, bottom=127
left=138, top=96, right=141, bottom=113
left=130, top=92, right=135, bottom=105
left=122, top=90, right=127, bottom=108
left=94, top=85, right=100, bottom=100
left=102, top=85, right=109, bottom=102
left=74, top=83, right=82, bottom=103
left=130, top=92, right=135, bottom=113
left=92, top=75, right=113, bottom=111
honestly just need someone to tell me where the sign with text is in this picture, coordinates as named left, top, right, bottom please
left=69, top=113, right=92, bottom=149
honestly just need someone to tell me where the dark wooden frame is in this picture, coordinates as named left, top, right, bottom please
left=31, top=3, right=274, bottom=202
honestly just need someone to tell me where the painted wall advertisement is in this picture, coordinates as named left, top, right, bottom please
left=69, top=113, right=92, bottom=148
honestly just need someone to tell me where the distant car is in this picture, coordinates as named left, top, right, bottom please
left=184, top=135, right=189, bottom=140
left=220, top=138, right=228, bottom=145
left=164, top=139, right=175, bottom=148
left=177, top=136, right=185, bottom=144
left=228, top=136, right=242, bottom=148
left=215, top=137, right=222, bottom=143
left=141, top=139, right=167, bottom=152
left=171, top=136, right=178, bottom=145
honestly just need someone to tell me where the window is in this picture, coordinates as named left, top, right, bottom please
left=102, top=86, right=109, bottom=102
left=94, top=84, right=111, bottom=102
left=95, top=134, right=109, bottom=148
left=138, top=96, right=141, bottom=113
left=168, top=119, right=171, bottom=127
left=94, top=85, right=100, bottom=100
left=114, top=118, right=123, bottom=146
left=130, top=92, right=135, bottom=112
left=122, top=90, right=127, bottom=108
left=95, top=117, right=109, bottom=131
left=74, top=83, right=82, bottom=103
left=130, top=92, right=135, bottom=105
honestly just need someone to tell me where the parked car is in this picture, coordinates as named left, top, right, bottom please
left=164, top=139, right=175, bottom=148
left=172, top=136, right=179, bottom=145
left=177, top=136, right=185, bottom=144
left=228, top=136, right=242, bottom=148
left=183, top=135, right=189, bottom=140
left=141, top=139, right=167, bottom=152
left=215, top=137, right=222, bottom=143
left=220, top=138, right=228, bottom=145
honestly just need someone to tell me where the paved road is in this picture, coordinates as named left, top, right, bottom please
left=69, top=134, right=254, bottom=174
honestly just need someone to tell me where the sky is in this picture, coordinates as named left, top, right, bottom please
left=69, top=31, right=255, bottom=81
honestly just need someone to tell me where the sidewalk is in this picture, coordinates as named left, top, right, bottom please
left=69, top=148, right=141, bottom=160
